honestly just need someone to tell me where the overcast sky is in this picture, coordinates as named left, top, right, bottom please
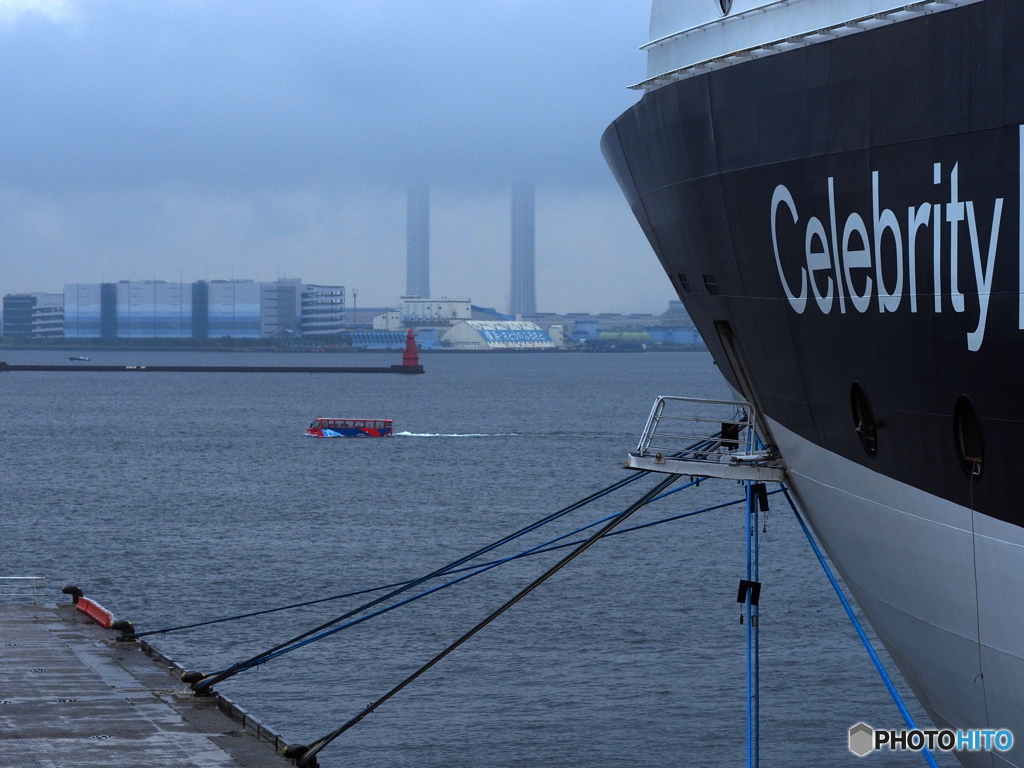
left=0, top=0, right=676, bottom=314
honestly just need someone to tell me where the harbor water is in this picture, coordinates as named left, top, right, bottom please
left=0, top=349, right=952, bottom=766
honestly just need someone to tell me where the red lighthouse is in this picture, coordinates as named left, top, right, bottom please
left=402, top=328, right=420, bottom=367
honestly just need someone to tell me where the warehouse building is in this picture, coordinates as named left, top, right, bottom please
left=440, top=320, right=554, bottom=350
left=62, top=279, right=344, bottom=339
left=398, top=296, right=471, bottom=326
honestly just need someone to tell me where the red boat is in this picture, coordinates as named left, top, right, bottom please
left=306, top=418, right=393, bottom=438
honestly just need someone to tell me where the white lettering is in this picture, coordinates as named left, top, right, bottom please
left=828, top=177, right=847, bottom=313
left=966, top=198, right=1003, bottom=352
left=908, top=204, right=931, bottom=314
left=934, top=163, right=942, bottom=313
left=934, top=197, right=943, bottom=312
left=843, top=213, right=873, bottom=313
left=947, top=163, right=966, bottom=313
left=1019, top=126, right=1024, bottom=329
left=805, top=217, right=834, bottom=313
left=873, top=171, right=903, bottom=313
left=771, top=161, right=1004, bottom=351
left=772, top=185, right=807, bottom=314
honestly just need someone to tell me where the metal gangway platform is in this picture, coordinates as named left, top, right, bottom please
left=623, top=396, right=786, bottom=482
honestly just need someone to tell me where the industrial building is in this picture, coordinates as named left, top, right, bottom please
left=347, top=330, right=408, bottom=349
left=300, top=285, right=346, bottom=336
left=63, top=284, right=108, bottom=338
left=398, top=296, right=471, bottom=325
left=1, top=293, right=64, bottom=339
left=372, top=300, right=512, bottom=331
left=59, top=279, right=343, bottom=339
left=205, top=281, right=262, bottom=338
left=441, top=320, right=554, bottom=350
left=118, top=281, right=197, bottom=338
left=513, top=301, right=701, bottom=347
left=259, top=280, right=300, bottom=338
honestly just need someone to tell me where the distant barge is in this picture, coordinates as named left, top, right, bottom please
left=0, top=329, right=425, bottom=374
left=0, top=362, right=423, bottom=374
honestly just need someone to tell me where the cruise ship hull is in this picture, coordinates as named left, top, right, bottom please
left=603, top=2, right=1024, bottom=764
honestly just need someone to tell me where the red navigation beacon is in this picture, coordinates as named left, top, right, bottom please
left=402, top=328, right=420, bottom=368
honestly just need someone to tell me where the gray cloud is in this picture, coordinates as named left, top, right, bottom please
left=0, top=0, right=650, bottom=189
left=0, top=1, right=679, bottom=314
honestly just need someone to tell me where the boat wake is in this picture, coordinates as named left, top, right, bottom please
left=395, top=431, right=520, bottom=438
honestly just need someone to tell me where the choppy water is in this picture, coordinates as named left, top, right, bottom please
left=0, top=349, right=952, bottom=766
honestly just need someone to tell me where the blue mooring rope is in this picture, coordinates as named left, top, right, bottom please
left=780, top=484, right=941, bottom=768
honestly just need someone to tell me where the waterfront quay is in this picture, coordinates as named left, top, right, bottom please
left=0, top=602, right=293, bottom=768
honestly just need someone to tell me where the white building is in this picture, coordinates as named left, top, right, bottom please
left=59, top=279, right=343, bottom=339
left=547, top=324, right=565, bottom=347
left=262, top=279, right=302, bottom=337
left=373, top=311, right=402, bottom=331
left=64, top=284, right=108, bottom=338
left=441, top=320, right=555, bottom=350
left=207, top=280, right=261, bottom=339
left=399, top=296, right=471, bottom=326
left=115, top=281, right=193, bottom=339
left=301, top=284, right=346, bottom=336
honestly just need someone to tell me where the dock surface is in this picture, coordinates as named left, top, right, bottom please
left=0, top=603, right=293, bottom=768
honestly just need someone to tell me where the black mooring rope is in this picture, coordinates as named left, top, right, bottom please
left=134, top=472, right=649, bottom=642
left=294, top=473, right=680, bottom=767
left=192, top=470, right=655, bottom=692
left=138, top=437, right=726, bottom=645
left=214, top=479, right=707, bottom=672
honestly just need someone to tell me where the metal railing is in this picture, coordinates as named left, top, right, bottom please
left=636, top=396, right=758, bottom=462
left=0, top=576, right=46, bottom=603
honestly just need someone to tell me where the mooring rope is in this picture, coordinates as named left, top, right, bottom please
left=139, top=438, right=727, bottom=643
left=211, top=478, right=714, bottom=673
left=468, top=485, right=784, bottom=568
left=191, top=469, right=667, bottom=692
left=129, top=472, right=644, bottom=642
left=294, top=473, right=681, bottom=767
left=780, top=484, right=940, bottom=768
left=178, top=482, right=778, bottom=705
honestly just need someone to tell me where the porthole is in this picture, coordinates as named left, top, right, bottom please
left=703, top=274, right=720, bottom=295
left=850, top=382, right=877, bottom=458
left=718, top=0, right=733, bottom=15
left=953, top=396, right=983, bottom=481
left=677, top=273, right=691, bottom=294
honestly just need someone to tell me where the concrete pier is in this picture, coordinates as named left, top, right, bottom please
left=0, top=603, right=293, bottom=767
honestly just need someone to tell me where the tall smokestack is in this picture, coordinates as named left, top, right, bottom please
left=406, top=187, right=430, bottom=298
left=510, top=183, right=535, bottom=316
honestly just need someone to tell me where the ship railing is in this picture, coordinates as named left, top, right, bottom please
left=0, top=576, right=46, bottom=604
left=636, top=395, right=756, bottom=456
left=627, top=396, right=785, bottom=482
